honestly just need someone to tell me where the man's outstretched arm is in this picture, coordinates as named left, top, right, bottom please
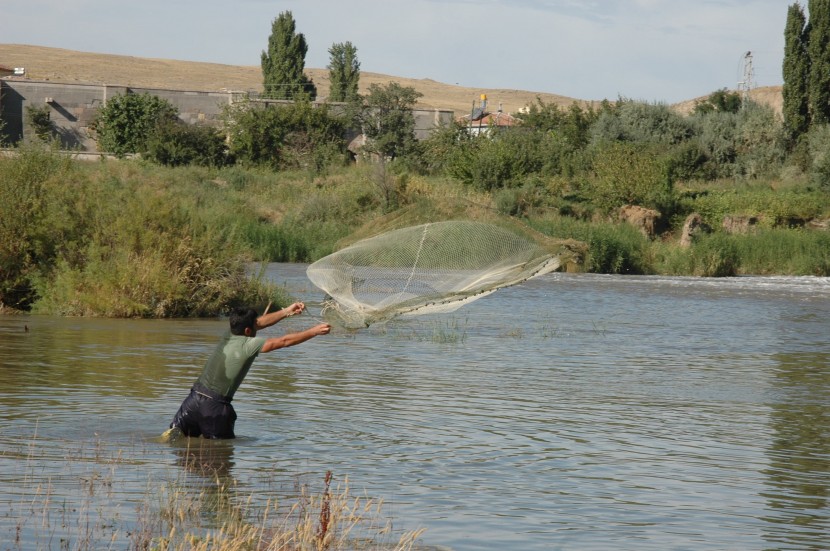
left=256, top=302, right=305, bottom=330
left=260, top=323, right=331, bottom=353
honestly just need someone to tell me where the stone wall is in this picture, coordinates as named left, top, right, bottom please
left=0, top=79, right=453, bottom=151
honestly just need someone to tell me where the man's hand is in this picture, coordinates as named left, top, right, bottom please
left=284, top=302, right=305, bottom=316
left=312, top=323, right=332, bottom=336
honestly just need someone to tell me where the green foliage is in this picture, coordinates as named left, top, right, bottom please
left=583, top=141, right=674, bottom=214
left=515, top=100, right=600, bottom=149
left=327, top=42, right=360, bottom=102
left=446, top=130, right=548, bottom=191
left=360, top=82, right=422, bottom=160
left=807, top=123, right=830, bottom=190
left=809, top=0, right=830, bottom=124
left=1, top=153, right=287, bottom=315
left=783, top=3, right=811, bottom=142
left=694, top=110, right=739, bottom=176
left=25, top=104, right=53, bottom=141
left=693, top=89, right=743, bottom=115
left=145, top=122, right=230, bottom=167
left=731, top=228, right=830, bottom=275
left=656, top=234, right=739, bottom=276
left=415, top=121, right=471, bottom=175
left=92, top=92, right=178, bottom=157
left=224, top=99, right=347, bottom=170
left=531, top=216, right=651, bottom=274
left=261, top=11, right=316, bottom=100
left=494, top=177, right=552, bottom=217
left=691, top=234, right=740, bottom=276
left=678, top=185, right=824, bottom=228
left=0, top=144, right=73, bottom=309
left=590, top=99, right=694, bottom=146
left=733, top=103, right=787, bottom=178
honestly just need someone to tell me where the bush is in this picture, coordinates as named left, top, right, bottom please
left=25, top=104, right=53, bottom=142
left=734, top=103, right=786, bottom=179
left=582, top=141, right=675, bottom=214
left=224, top=99, right=347, bottom=171
left=694, top=110, right=739, bottom=177
left=92, top=92, right=179, bottom=157
left=145, top=122, right=230, bottom=167
left=589, top=99, right=694, bottom=146
left=445, top=130, right=553, bottom=191
left=807, top=123, right=830, bottom=191
left=0, top=144, right=73, bottom=309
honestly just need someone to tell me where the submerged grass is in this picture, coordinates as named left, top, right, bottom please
left=7, top=435, right=425, bottom=551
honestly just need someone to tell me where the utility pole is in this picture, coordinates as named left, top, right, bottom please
left=737, top=51, right=755, bottom=105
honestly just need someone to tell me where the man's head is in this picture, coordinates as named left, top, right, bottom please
left=229, top=307, right=259, bottom=336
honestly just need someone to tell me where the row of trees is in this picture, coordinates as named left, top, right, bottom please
left=783, top=1, right=830, bottom=141
left=260, top=11, right=359, bottom=102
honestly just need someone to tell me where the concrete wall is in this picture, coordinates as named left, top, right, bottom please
left=0, top=79, right=454, bottom=152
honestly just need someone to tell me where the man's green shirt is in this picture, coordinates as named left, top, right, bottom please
left=196, top=331, right=266, bottom=399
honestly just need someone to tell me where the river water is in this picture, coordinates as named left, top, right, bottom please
left=1, top=264, right=829, bottom=550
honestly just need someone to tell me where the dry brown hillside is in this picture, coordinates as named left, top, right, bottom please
left=0, top=43, right=782, bottom=116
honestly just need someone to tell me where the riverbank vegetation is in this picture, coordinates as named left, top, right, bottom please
left=3, top=86, right=830, bottom=315
left=0, top=106, right=830, bottom=317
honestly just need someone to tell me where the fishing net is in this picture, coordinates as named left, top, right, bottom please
left=306, top=220, right=580, bottom=328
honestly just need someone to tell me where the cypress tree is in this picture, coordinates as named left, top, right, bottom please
left=260, top=11, right=317, bottom=100
left=783, top=3, right=811, bottom=141
left=327, top=42, right=361, bottom=102
left=808, top=0, right=830, bottom=123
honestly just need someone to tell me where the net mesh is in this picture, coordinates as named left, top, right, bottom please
left=306, top=220, right=579, bottom=328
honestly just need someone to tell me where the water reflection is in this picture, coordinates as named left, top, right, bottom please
left=763, top=352, right=830, bottom=548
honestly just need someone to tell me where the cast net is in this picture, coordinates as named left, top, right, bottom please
left=306, top=220, right=579, bottom=328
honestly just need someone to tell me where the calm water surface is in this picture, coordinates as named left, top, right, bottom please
left=1, top=264, right=829, bottom=550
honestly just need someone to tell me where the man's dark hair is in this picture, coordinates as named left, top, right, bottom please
left=229, top=307, right=258, bottom=335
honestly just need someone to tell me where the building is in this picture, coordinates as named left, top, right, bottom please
left=0, top=79, right=454, bottom=152
left=458, top=94, right=519, bottom=136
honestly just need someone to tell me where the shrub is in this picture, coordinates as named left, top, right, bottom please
left=0, top=144, right=73, bottom=309
left=25, top=104, right=53, bottom=142
left=582, top=141, right=675, bottom=214
left=694, top=110, right=739, bottom=177
left=735, top=103, right=786, bottom=179
left=145, top=121, right=230, bottom=167
left=589, top=99, right=694, bottom=146
left=807, top=123, right=830, bottom=191
left=224, top=99, right=347, bottom=171
left=445, top=130, right=551, bottom=191
left=92, top=92, right=179, bottom=157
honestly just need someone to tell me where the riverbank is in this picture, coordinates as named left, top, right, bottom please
left=1, top=148, right=829, bottom=316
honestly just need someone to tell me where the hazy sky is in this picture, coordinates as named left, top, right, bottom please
left=1, top=0, right=790, bottom=103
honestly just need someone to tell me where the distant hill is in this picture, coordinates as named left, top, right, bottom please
left=0, top=43, right=782, bottom=117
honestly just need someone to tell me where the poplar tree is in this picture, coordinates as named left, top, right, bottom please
left=808, top=0, right=830, bottom=124
left=783, top=2, right=811, bottom=141
left=261, top=11, right=317, bottom=100
left=327, top=42, right=361, bottom=102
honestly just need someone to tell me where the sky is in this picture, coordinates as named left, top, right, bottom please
left=1, top=0, right=792, bottom=104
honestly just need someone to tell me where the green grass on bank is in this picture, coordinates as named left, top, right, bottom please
left=2, top=147, right=829, bottom=316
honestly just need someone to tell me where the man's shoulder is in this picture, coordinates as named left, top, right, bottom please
left=232, top=334, right=267, bottom=354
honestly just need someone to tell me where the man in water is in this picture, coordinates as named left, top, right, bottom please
left=167, top=303, right=331, bottom=439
